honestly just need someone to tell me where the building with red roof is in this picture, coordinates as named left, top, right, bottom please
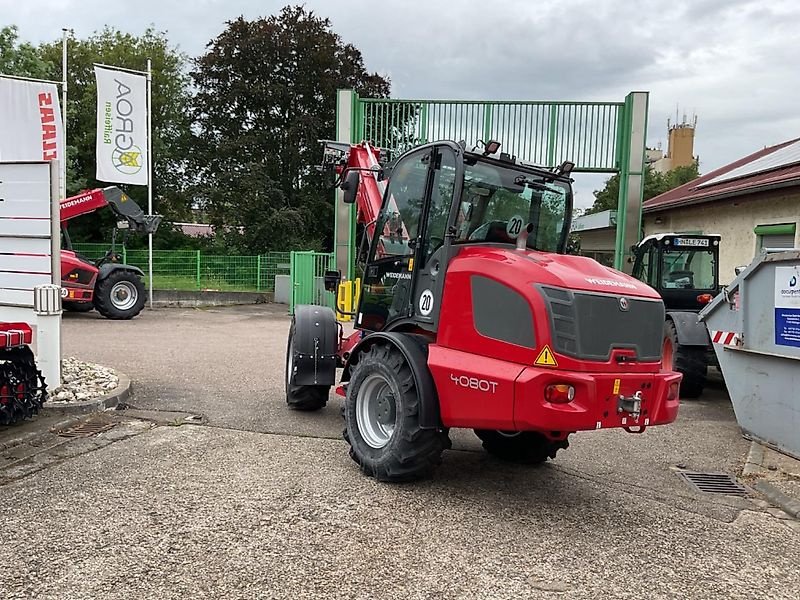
left=642, top=138, right=800, bottom=282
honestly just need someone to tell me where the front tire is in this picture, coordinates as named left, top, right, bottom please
left=344, top=343, right=450, bottom=482
left=285, top=318, right=329, bottom=411
left=664, top=320, right=706, bottom=398
left=94, top=271, right=146, bottom=320
left=474, top=430, right=568, bottom=464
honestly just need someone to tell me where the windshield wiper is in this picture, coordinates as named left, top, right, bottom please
left=513, top=175, right=554, bottom=190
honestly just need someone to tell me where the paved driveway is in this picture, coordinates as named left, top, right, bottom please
left=0, top=305, right=796, bottom=599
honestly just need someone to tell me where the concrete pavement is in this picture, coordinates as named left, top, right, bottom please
left=0, top=304, right=796, bottom=599
left=2, top=424, right=799, bottom=599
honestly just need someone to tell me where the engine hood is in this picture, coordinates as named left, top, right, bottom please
left=454, top=246, right=659, bottom=300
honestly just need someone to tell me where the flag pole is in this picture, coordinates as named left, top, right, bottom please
left=61, top=29, right=68, bottom=201
left=146, top=58, right=153, bottom=310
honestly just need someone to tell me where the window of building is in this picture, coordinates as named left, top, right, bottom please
left=755, top=223, right=797, bottom=252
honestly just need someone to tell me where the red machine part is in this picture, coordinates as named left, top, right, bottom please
left=0, top=323, right=32, bottom=348
left=59, top=188, right=111, bottom=304
left=337, top=143, right=410, bottom=258
left=59, top=188, right=111, bottom=223
left=60, top=249, right=99, bottom=302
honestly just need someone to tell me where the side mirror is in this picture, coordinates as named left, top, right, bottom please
left=324, top=270, right=341, bottom=292
left=340, top=170, right=360, bottom=204
left=734, top=265, right=747, bottom=276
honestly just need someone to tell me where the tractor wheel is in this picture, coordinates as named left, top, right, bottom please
left=94, top=271, right=146, bottom=320
left=62, top=301, right=94, bottom=313
left=663, top=320, right=706, bottom=399
left=474, top=430, right=569, bottom=464
left=344, top=343, right=450, bottom=482
left=284, top=318, right=329, bottom=411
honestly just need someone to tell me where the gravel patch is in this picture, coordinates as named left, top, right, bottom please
left=49, top=357, right=119, bottom=403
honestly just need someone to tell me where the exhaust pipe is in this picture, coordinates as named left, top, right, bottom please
left=516, top=223, right=534, bottom=251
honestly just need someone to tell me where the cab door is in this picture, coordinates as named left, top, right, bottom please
left=356, top=147, right=432, bottom=332
left=356, top=144, right=460, bottom=333
left=409, top=145, right=459, bottom=330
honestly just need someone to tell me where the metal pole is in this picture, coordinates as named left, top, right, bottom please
left=61, top=29, right=68, bottom=202
left=146, top=58, right=153, bottom=309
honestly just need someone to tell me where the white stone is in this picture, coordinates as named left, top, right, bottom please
left=49, top=357, right=120, bottom=403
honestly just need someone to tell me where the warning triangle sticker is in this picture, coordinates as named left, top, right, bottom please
left=534, top=345, right=558, bottom=367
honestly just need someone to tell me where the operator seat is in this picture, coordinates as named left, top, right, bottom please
left=665, top=270, right=694, bottom=288
left=469, top=221, right=515, bottom=245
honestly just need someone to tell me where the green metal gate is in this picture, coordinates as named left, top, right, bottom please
left=334, top=90, right=648, bottom=275
left=357, top=99, right=623, bottom=171
left=289, top=251, right=335, bottom=314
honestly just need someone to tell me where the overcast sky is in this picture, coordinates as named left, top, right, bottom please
left=3, top=0, right=800, bottom=208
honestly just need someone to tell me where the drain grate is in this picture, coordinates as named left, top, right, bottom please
left=56, top=420, right=116, bottom=438
left=678, top=471, right=749, bottom=497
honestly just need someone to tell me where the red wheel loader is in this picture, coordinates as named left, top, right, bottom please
left=60, top=187, right=161, bottom=319
left=286, top=140, right=682, bottom=481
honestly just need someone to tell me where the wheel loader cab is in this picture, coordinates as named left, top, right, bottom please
left=355, top=141, right=572, bottom=333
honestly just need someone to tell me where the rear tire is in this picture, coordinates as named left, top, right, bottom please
left=62, top=301, right=94, bottom=313
left=344, top=343, right=450, bottom=482
left=474, top=429, right=568, bottom=464
left=94, top=271, right=146, bottom=320
left=285, top=318, right=329, bottom=411
left=664, top=320, right=706, bottom=398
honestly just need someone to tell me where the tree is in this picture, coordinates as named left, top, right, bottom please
left=0, top=25, right=49, bottom=78
left=586, top=162, right=700, bottom=215
left=191, top=5, right=391, bottom=252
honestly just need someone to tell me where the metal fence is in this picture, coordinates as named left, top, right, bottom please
left=357, top=99, right=624, bottom=172
left=70, top=243, right=291, bottom=292
left=289, top=251, right=335, bottom=314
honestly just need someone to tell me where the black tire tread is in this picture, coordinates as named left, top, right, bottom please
left=285, top=319, right=329, bottom=411
left=286, top=383, right=329, bottom=411
left=93, top=271, right=146, bottom=320
left=665, top=320, right=707, bottom=398
left=344, top=343, right=449, bottom=482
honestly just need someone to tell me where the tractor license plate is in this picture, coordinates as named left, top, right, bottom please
left=673, top=237, right=709, bottom=247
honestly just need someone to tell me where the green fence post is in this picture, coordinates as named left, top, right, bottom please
left=196, top=250, right=201, bottom=289
left=122, top=246, right=127, bottom=264
left=419, top=103, right=429, bottom=144
left=289, top=251, right=296, bottom=314
left=257, top=255, right=262, bottom=291
left=613, top=92, right=648, bottom=272
left=547, top=104, right=559, bottom=166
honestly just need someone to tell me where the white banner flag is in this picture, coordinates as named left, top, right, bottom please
left=0, top=78, right=65, bottom=163
left=94, top=66, right=148, bottom=185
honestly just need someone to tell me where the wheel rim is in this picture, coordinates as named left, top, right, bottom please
left=662, top=336, right=674, bottom=372
left=356, top=373, right=397, bottom=449
left=110, top=281, right=138, bottom=311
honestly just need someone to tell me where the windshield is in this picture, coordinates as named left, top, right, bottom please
left=661, top=248, right=717, bottom=290
left=453, top=158, right=571, bottom=252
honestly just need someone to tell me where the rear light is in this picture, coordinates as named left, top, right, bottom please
left=667, top=382, right=680, bottom=400
left=696, top=293, right=713, bottom=304
left=545, top=384, right=575, bottom=404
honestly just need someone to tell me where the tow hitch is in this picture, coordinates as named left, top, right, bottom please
left=617, top=390, right=643, bottom=420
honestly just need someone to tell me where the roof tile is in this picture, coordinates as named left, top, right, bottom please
left=644, top=137, right=800, bottom=212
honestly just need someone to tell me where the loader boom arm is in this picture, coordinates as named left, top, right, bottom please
left=60, top=187, right=161, bottom=234
left=332, top=141, right=409, bottom=258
